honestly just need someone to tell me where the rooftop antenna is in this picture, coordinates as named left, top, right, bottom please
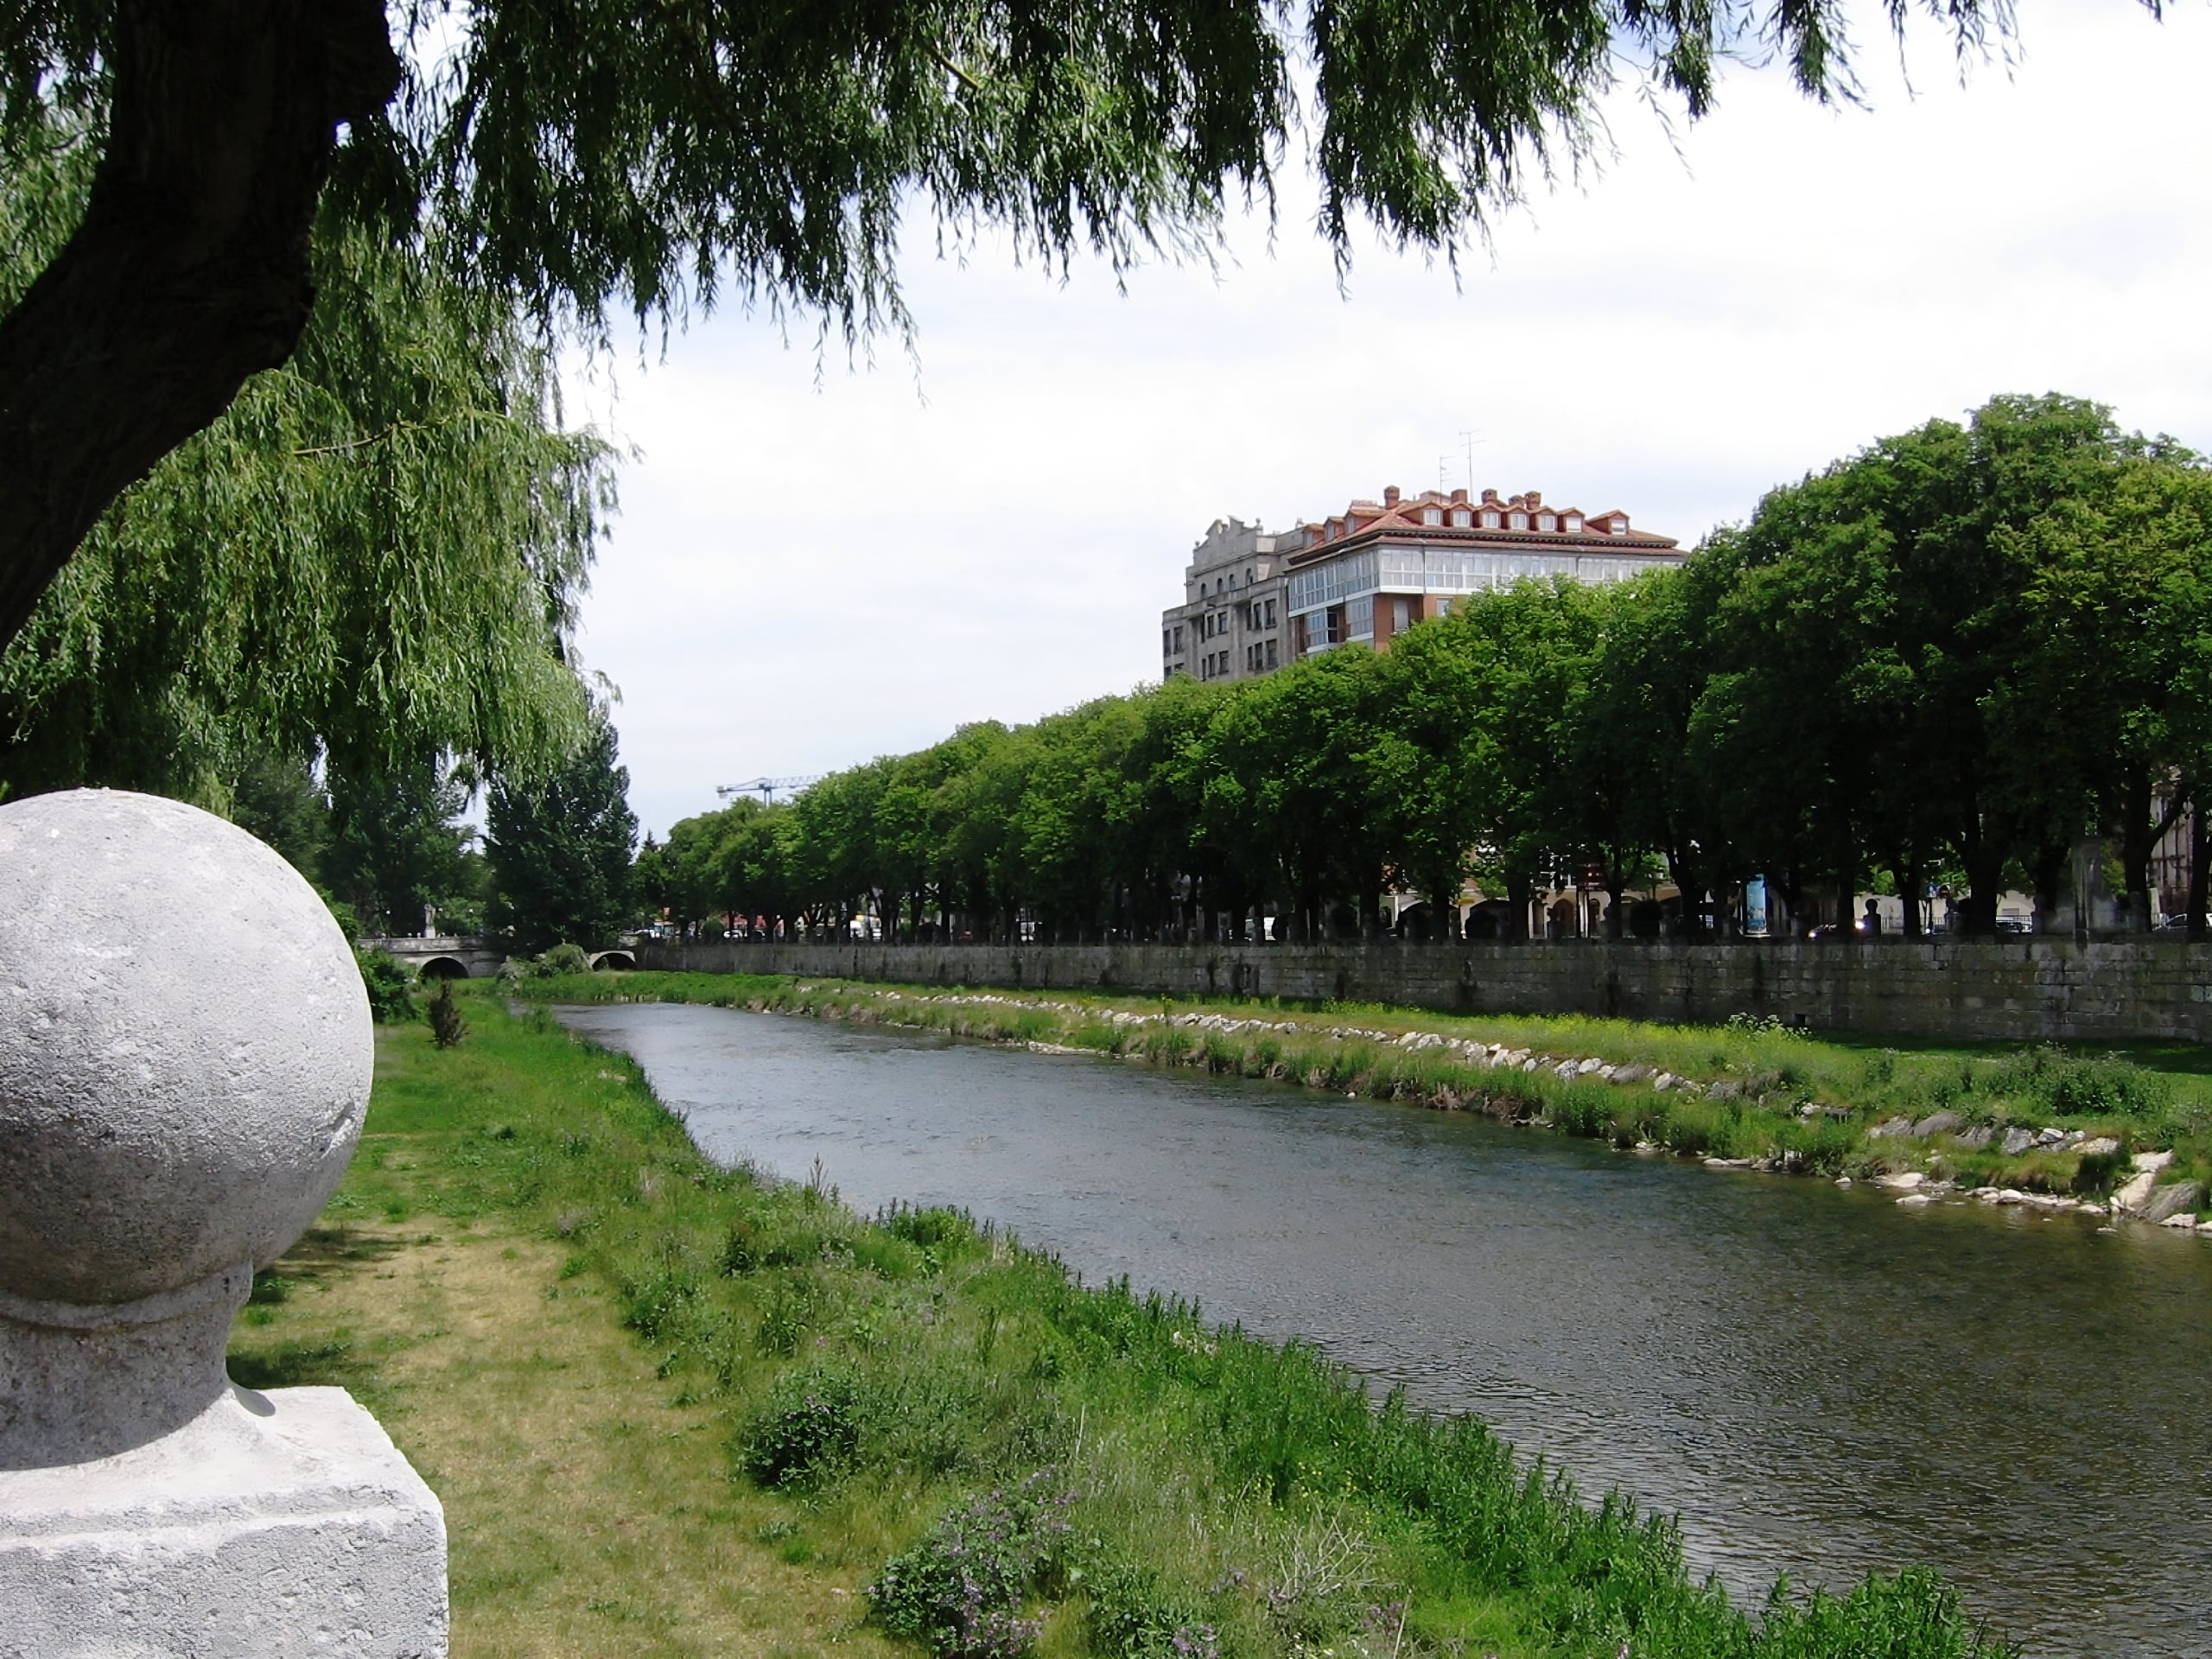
left=1459, top=429, right=1483, bottom=495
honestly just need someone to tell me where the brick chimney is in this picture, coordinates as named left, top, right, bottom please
left=1382, top=485, right=1401, bottom=507
left=1480, top=488, right=1500, bottom=506
left=1450, top=487, right=1469, bottom=505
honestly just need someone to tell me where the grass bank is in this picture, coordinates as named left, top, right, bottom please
left=238, top=993, right=2019, bottom=1658
left=529, top=971, right=2212, bottom=1233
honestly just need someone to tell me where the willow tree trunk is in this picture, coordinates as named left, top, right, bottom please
left=0, top=0, right=400, bottom=649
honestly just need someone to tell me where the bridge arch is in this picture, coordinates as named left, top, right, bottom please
left=589, top=950, right=637, bottom=972
left=418, top=956, right=470, bottom=981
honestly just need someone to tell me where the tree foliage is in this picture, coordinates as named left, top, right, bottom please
left=486, top=715, right=641, bottom=952
left=645, top=395, right=2212, bottom=945
left=0, top=113, right=612, bottom=806
left=0, top=0, right=2031, bottom=651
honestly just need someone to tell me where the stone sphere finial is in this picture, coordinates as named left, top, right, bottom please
left=0, top=790, right=372, bottom=1461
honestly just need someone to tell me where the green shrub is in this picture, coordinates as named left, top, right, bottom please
left=1085, top=1559, right=1219, bottom=1659
left=619, top=1247, right=703, bottom=1343
left=754, top=1273, right=821, bottom=1357
left=866, top=1474, right=1075, bottom=1658
left=2040, top=1050, right=2168, bottom=1119
left=539, top=941, right=593, bottom=976
left=1550, top=1082, right=1614, bottom=1139
left=355, top=947, right=416, bottom=1022
left=882, top=1203, right=978, bottom=1262
left=1726, top=1011, right=1809, bottom=1040
left=1753, top=1567, right=2002, bottom=1658
left=426, top=979, right=467, bottom=1048
left=742, top=1364, right=867, bottom=1489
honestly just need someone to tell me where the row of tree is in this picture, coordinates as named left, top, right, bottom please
left=642, top=395, right=2212, bottom=944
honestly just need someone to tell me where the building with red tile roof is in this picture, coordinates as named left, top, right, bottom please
left=1163, top=484, right=1684, bottom=683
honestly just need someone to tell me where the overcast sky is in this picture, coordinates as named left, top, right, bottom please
left=563, top=0, right=2212, bottom=840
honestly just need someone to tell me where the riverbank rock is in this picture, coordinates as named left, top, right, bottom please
left=2075, top=1136, right=2121, bottom=1158
left=1912, top=1109, right=1966, bottom=1138
left=1612, top=1064, right=1650, bottom=1084
left=1955, top=1125, right=1994, bottom=1149
left=1999, top=1127, right=2038, bottom=1156
left=2139, top=1181, right=2204, bottom=1226
left=2113, top=1152, right=2178, bottom=1215
left=1874, top=1171, right=1926, bottom=1191
left=1867, top=1116, right=1913, bottom=1139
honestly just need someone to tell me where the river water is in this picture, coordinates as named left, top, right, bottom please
left=556, top=1001, right=2212, bottom=1655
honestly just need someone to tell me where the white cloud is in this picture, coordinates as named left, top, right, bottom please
left=567, top=0, right=2212, bottom=837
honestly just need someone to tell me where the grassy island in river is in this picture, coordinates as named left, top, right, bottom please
left=234, top=990, right=2019, bottom=1657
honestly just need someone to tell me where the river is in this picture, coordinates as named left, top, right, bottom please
left=556, top=1001, right=2212, bottom=1656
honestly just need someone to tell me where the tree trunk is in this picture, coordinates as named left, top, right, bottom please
left=1504, top=873, right=1533, bottom=944
left=0, top=0, right=402, bottom=650
left=2190, top=800, right=2209, bottom=943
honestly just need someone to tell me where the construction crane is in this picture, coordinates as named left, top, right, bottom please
left=716, top=774, right=820, bottom=804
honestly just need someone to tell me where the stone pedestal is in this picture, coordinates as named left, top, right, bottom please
left=0, top=1386, right=445, bottom=1658
left=0, top=789, right=447, bottom=1656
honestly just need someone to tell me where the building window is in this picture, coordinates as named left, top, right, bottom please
left=1421, top=506, right=1442, bottom=525
left=1162, top=631, right=1172, bottom=658
left=1265, top=639, right=1279, bottom=668
left=1392, top=596, right=1411, bottom=633
left=1564, top=514, right=1583, bottom=532
left=1482, top=510, right=1501, bottom=528
left=1509, top=512, right=1529, bottom=531
left=1610, top=517, right=1629, bottom=535
left=1537, top=512, right=1556, bottom=532
left=1264, top=599, right=1276, bottom=627
left=1451, top=507, right=1471, bottom=527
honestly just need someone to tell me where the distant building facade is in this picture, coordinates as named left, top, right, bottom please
left=1163, top=484, right=1684, bottom=683
left=1161, top=517, right=1290, bottom=684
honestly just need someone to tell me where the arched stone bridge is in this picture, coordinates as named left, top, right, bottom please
left=359, top=936, right=639, bottom=980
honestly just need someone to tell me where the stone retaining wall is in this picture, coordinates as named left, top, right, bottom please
left=632, top=938, right=2212, bottom=1046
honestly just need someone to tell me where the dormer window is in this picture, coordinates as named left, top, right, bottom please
left=1564, top=514, right=1583, bottom=533
left=1610, top=516, right=1629, bottom=536
left=1421, top=507, right=1442, bottom=525
left=1509, top=512, right=1529, bottom=531
left=1481, top=510, right=1501, bottom=529
left=1451, top=508, right=1471, bottom=527
left=1536, top=512, right=1556, bottom=532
